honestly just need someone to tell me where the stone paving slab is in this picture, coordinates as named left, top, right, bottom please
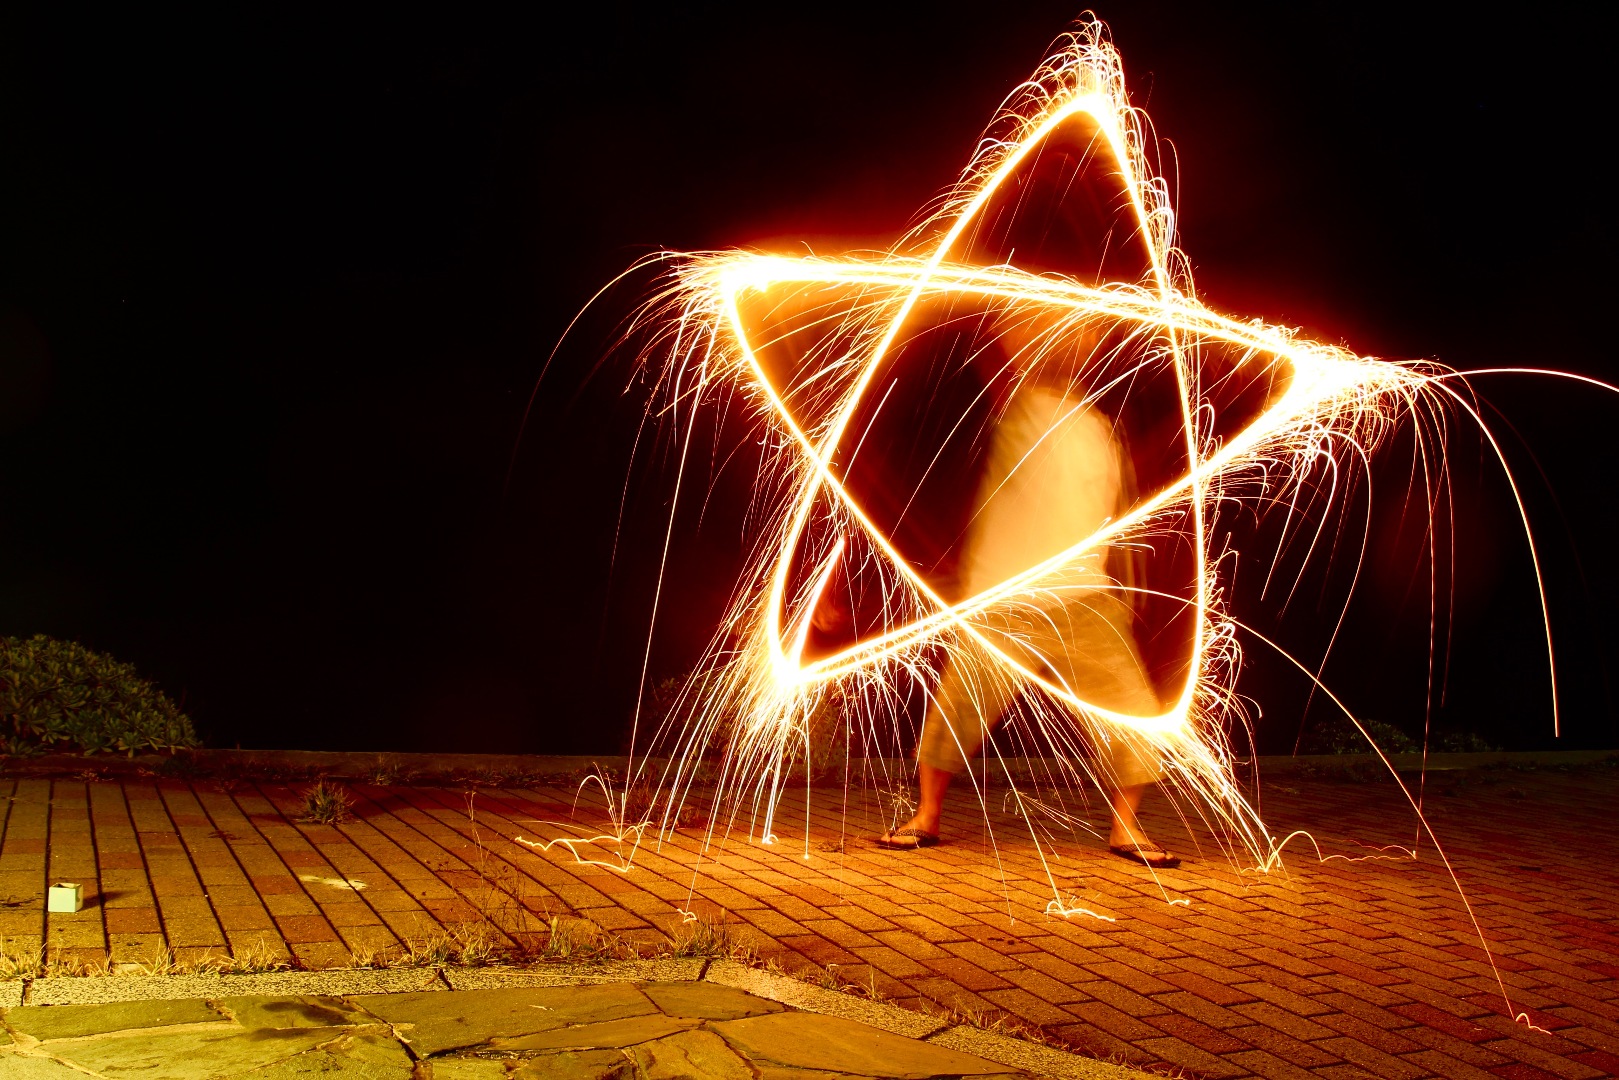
left=0, top=966, right=1132, bottom=1079
left=1, top=762, right=1616, bottom=1078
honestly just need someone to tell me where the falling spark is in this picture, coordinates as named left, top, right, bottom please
left=542, top=20, right=1595, bottom=1035
left=624, top=23, right=1441, bottom=868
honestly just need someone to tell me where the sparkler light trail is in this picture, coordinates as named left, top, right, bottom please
left=557, top=18, right=1581, bottom=1032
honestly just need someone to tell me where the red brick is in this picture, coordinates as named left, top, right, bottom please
left=1147, top=1012, right=1250, bottom=1054
left=274, top=915, right=339, bottom=943
left=1486, top=1067, right=1571, bottom=1080
left=105, top=909, right=161, bottom=934
left=1393, top=1002, right=1498, bottom=1042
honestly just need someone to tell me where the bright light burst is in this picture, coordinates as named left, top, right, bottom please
left=627, top=22, right=1446, bottom=853
left=575, top=20, right=1574, bottom=1026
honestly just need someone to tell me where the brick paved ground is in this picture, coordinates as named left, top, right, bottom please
left=1, top=762, right=1616, bottom=1079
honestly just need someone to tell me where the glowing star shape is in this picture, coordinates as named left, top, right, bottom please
left=632, top=25, right=1430, bottom=867
left=580, top=24, right=1564, bottom=1036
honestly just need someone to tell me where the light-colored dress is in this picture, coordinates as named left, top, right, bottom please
left=917, top=386, right=1165, bottom=787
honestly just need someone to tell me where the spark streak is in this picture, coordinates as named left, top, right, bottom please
left=625, top=24, right=1439, bottom=871
left=549, top=19, right=1594, bottom=1035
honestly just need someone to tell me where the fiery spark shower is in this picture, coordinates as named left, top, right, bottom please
left=548, top=20, right=1576, bottom=1026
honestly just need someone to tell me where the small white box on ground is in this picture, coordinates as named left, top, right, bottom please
left=48, top=882, right=83, bottom=913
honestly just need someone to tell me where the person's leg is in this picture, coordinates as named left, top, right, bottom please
left=897, top=760, right=953, bottom=838
left=882, top=643, right=1013, bottom=845
left=1038, top=590, right=1178, bottom=865
left=1107, top=782, right=1149, bottom=846
left=1104, top=733, right=1176, bottom=866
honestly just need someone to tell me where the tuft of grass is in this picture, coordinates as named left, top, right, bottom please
left=365, top=759, right=409, bottom=786
left=664, top=913, right=754, bottom=962
left=43, top=947, right=113, bottom=978
left=392, top=932, right=456, bottom=968
left=850, top=966, right=888, bottom=1002
left=460, top=790, right=543, bottom=942
left=131, top=944, right=183, bottom=977
left=452, top=924, right=497, bottom=966
left=298, top=780, right=353, bottom=825
left=388, top=924, right=499, bottom=968
left=541, top=916, right=623, bottom=962
left=809, top=962, right=845, bottom=990
left=344, top=943, right=384, bottom=969
left=5, top=937, right=297, bottom=979
left=217, top=938, right=292, bottom=974
left=0, top=937, right=42, bottom=979
left=935, top=1001, right=1052, bottom=1044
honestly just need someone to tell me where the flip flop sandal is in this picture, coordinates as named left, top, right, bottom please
left=876, top=827, right=940, bottom=850
left=1108, top=842, right=1181, bottom=869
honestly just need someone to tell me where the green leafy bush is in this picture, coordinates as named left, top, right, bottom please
left=1433, top=730, right=1501, bottom=753
left=0, top=635, right=199, bottom=756
left=1298, top=714, right=1418, bottom=755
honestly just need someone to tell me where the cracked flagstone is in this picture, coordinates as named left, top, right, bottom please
left=39, top=1025, right=341, bottom=1078
left=632, top=1028, right=754, bottom=1080
left=351, top=984, right=656, bottom=1055
left=640, top=980, right=784, bottom=1020
left=214, top=994, right=377, bottom=1030
left=4, top=998, right=224, bottom=1041
left=0, top=969, right=1152, bottom=1079
left=508, top=1049, right=636, bottom=1079
left=239, top=1031, right=415, bottom=1077
left=490, top=1013, right=702, bottom=1051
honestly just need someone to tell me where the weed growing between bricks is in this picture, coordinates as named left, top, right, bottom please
left=297, top=779, right=354, bottom=824
left=2, top=910, right=752, bottom=979
left=1, top=936, right=293, bottom=978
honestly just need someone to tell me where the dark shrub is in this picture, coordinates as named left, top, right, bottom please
left=0, top=634, right=199, bottom=756
left=1298, top=713, right=1418, bottom=755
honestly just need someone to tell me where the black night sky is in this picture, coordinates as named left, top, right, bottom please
left=2, top=4, right=1614, bottom=755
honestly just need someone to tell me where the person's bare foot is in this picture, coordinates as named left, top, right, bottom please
left=1108, top=783, right=1179, bottom=867
left=877, top=763, right=951, bottom=849
left=1107, top=823, right=1179, bottom=867
left=877, top=812, right=940, bottom=849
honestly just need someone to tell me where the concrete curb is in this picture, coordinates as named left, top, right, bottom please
left=704, top=959, right=947, bottom=1039
left=702, top=961, right=1150, bottom=1079
left=929, top=1025, right=1150, bottom=1080
left=443, top=957, right=708, bottom=988
left=24, top=966, right=446, bottom=1005
left=3, top=958, right=1160, bottom=1079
